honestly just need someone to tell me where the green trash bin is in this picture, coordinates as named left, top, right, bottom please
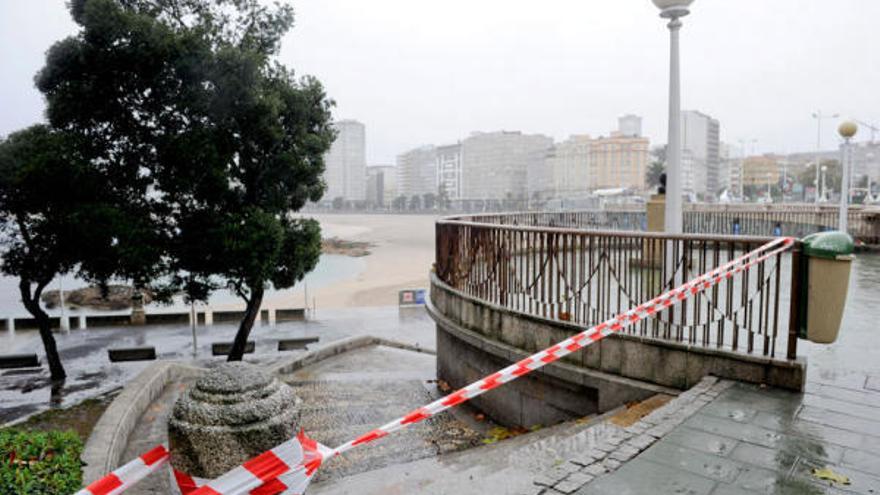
left=799, top=231, right=855, bottom=344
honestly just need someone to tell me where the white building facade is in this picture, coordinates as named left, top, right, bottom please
left=681, top=111, right=721, bottom=197
left=436, top=143, right=463, bottom=200
left=397, top=145, right=438, bottom=198
left=460, top=131, right=553, bottom=201
left=323, top=119, right=366, bottom=201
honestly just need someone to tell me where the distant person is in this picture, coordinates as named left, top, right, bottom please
left=733, top=218, right=741, bottom=236
left=773, top=223, right=782, bottom=237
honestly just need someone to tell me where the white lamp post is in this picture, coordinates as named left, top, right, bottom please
left=838, top=121, right=858, bottom=233
left=652, top=0, right=694, bottom=234
left=820, top=165, right=828, bottom=203
left=813, top=111, right=839, bottom=203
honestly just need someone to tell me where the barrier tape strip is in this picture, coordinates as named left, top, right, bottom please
left=332, top=237, right=795, bottom=455
left=173, top=431, right=331, bottom=495
left=77, top=237, right=794, bottom=495
left=75, top=445, right=170, bottom=495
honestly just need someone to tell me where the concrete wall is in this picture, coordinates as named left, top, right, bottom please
left=429, top=274, right=805, bottom=426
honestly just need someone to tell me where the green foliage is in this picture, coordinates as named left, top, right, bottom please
left=36, top=0, right=335, bottom=359
left=0, top=429, right=83, bottom=494
left=646, top=160, right=665, bottom=188
left=0, top=125, right=136, bottom=379
left=798, top=160, right=842, bottom=193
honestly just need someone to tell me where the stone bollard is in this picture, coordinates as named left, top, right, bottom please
left=168, top=362, right=300, bottom=484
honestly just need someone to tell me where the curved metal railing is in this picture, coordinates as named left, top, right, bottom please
left=435, top=211, right=802, bottom=360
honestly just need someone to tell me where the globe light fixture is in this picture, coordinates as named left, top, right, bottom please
left=652, top=0, right=694, bottom=18
left=838, top=121, right=858, bottom=139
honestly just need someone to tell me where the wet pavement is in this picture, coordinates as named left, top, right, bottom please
left=281, top=345, right=483, bottom=483
left=0, top=306, right=433, bottom=425
left=573, top=379, right=880, bottom=495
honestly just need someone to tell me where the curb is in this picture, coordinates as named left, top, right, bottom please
left=81, top=361, right=205, bottom=485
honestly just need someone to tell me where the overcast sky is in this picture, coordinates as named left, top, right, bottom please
left=2, top=0, right=879, bottom=164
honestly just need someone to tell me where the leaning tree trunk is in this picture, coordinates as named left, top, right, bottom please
left=227, top=286, right=265, bottom=362
left=19, top=279, right=66, bottom=381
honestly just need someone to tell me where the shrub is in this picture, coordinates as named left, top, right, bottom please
left=0, top=429, right=83, bottom=494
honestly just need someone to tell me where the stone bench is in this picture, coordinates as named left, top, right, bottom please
left=277, top=337, right=319, bottom=351
left=108, top=347, right=157, bottom=362
left=211, top=341, right=255, bottom=356
left=0, top=354, right=40, bottom=369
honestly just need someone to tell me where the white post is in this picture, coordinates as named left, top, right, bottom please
left=205, top=309, right=214, bottom=326
left=6, top=318, right=14, bottom=337
left=840, top=140, right=850, bottom=232
left=190, top=301, right=198, bottom=356
left=78, top=315, right=87, bottom=330
left=664, top=16, right=684, bottom=235
left=268, top=308, right=276, bottom=328
left=59, top=278, right=69, bottom=333
left=838, top=121, right=859, bottom=233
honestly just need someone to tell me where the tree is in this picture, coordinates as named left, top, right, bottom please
left=409, top=194, right=422, bottom=211
left=37, top=0, right=335, bottom=361
left=393, top=195, right=407, bottom=211
left=422, top=193, right=436, bottom=210
left=332, top=197, right=345, bottom=210
left=646, top=161, right=665, bottom=189
left=0, top=126, right=121, bottom=380
left=797, top=160, right=841, bottom=198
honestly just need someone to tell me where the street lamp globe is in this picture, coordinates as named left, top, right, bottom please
left=652, top=0, right=694, bottom=18
left=838, top=121, right=858, bottom=139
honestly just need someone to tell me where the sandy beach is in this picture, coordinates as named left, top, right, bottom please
left=282, top=214, right=439, bottom=309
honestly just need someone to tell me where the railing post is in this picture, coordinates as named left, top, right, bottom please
left=786, top=246, right=802, bottom=360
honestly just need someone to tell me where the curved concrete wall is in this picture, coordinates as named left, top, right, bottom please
left=429, top=274, right=805, bottom=427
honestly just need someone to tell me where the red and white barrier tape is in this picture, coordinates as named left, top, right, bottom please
left=78, top=237, right=794, bottom=495
left=75, top=445, right=170, bottom=495
left=331, top=236, right=795, bottom=455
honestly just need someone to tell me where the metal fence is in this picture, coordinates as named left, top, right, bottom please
left=683, top=204, right=880, bottom=244
left=435, top=213, right=802, bottom=360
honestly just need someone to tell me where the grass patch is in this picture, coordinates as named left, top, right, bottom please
left=1, top=392, right=116, bottom=493
left=0, top=429, right=83, bottom=494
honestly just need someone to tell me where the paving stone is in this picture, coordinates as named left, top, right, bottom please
left=601, top=458, right=622, bottom=470
left=661, top=426, right=739, bottom=457
left=711, top=484, right=766, bottom=495
left=608, top=444, right=641, bottom=462
left=626, top=433, right=657, bottom=451
left=842, top=448, right=880, bottom=474
left=645, top=422, right=676, bottom=438
left=533, top=475, right=558, bottom=487
left=729, top=441, right=797, bottom=471
left=640, top=441, right=744, bottom=483
left=787, top=457, right=880, bottom=495
left=801, top=393, right=880, bottom=423
left=624, top=422, right=648, bottom=435
left=605, top=435, right=626, bottom=446
left=517, top=486, right=546, bottom=495
left=799, top=405, right=880, bottom=438
left=682, top=413, right=783, bottom=448
left=593, top=441, right=615, bottom=452
left=581, top=463, right=609, bottom=477
left=732, top=464, right=787, bottom=494
left=700, top=401, right=760, bottom=423
left=569, top=451, right=602, bottom=467
left=552, top=472, right=595, bottom=494
left=574, top=459, right=717, bottom=495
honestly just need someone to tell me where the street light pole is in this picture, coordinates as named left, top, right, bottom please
left=653, top=0, right=694, bottom=234
left=813, top=111, right=839, bottom=203
left=838, top=121, right=858, bottom=233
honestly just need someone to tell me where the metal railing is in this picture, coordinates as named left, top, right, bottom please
left=435, top=212, right=802, bottom=360
left=683, top=204, right=880, bottom=244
